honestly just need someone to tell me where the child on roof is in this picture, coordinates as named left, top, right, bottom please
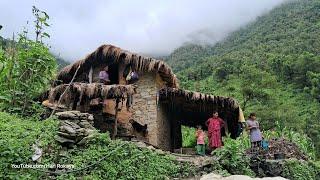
left=195, top=125, right=206, bottom=156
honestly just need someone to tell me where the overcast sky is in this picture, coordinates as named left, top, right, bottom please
left=0, top=0, right=286, bottom=61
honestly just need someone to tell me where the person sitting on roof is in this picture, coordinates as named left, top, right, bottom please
left=99, top=66, right=110, bottom=85
left=124, top=65, right=139, bottom=84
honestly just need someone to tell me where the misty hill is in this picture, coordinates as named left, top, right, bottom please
left=167, top=0, right=320, bottom=157
left=0, top=36, right=69, bottom=69
left=168, top=0, right=320, bottom=73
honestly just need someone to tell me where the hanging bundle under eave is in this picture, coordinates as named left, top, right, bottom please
left=47, top=83, right=136, bottom=106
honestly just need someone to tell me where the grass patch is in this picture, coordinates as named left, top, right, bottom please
left=0, top=112, right=59, bottom=179
left=0, top=112, right=195, bottom=179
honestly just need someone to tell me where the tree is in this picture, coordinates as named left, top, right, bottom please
left=239, top=64, right=277, bottom=111
left=307, top=71, right=320, bottom=101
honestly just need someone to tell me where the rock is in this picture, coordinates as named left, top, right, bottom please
left=84, top=129, right=96, bottom=136
left=200, top=173, right=223, bottom=180
left=62, top=120, right=81, bottom=129
left=60, top=125, right=76, bottom=135
left=147, top=146, right=156, bottom=150
left=201, top=158, right=215, bottom=167
left=79, top=121, right=93, bottom=129
left=88, top=115, right=94, bottom=121
left=56, top=111, right=79, bottom=120
left=57, top=131, right=76, bottom=139
left=155, top=149, right=166, bottom=155
left=250, top=157, right=285, bottom=177
left=224, top=175, right=252, bottom=180
left=54, top=135, right=75, bottom=144
left=76, top=128, right=86, bottom=136
left=32, top=144, right=42, bottom=162
left=77, top=133, right=97, bottom=145
left=135, top=141, right=147, bottom=148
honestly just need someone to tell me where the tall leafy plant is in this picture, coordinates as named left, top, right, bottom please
left=0, top=6, right=57, bottom=116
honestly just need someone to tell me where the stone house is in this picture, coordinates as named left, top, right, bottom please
left=45, top=44, right=244, bottom=151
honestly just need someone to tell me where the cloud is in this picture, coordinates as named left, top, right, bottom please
left=0, top=0, right=286, bottom=61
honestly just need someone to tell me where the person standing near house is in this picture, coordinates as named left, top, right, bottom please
left=99, top=66, right=110, bottom=85
left=246, top=113, right=263, bottom=149
left=206, top=111, right=226, bottom=150
left=195, top=125, right=205, bottom=156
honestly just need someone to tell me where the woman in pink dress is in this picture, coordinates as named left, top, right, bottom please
left=206, top=111, right=226, bottom=149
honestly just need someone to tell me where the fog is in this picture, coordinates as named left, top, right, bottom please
left=0, top=0, right=286, bottom=61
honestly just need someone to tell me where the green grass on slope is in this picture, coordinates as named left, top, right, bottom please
left=0, top=112, right=59, bottom=179
left=0, top=112, right=195, bottom=180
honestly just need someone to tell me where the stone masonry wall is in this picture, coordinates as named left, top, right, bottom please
left=131, top=72, right=158, bottom=146
left=157, top=103, right=172, bottom=150
left=156, top=74, right=172, bottom=150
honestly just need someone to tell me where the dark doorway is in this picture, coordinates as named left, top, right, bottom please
left=108, top=63, right=119, bottom=84
left=158, top=93, right=241, bottom=151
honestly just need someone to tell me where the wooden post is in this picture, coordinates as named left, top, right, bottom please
left=50, top=64, right=81, bottom=118
left=112, top=99, right=120, bottom=139
left=89, top=66, right=93, bottom=83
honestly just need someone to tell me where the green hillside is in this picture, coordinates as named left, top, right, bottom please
left=168, top=0, right=320, bottom=157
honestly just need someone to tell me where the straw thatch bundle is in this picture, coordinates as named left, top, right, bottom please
left=48, top=83, right=135, bottom=108
left=56, top=44, right=178, bottom=88
left=158, top=87, right=239, bottom=109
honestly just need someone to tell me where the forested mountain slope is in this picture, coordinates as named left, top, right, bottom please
left=167, top=0, right=320, bottom=157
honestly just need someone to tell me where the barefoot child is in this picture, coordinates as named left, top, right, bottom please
left=195, top=125, right=205, bottom=156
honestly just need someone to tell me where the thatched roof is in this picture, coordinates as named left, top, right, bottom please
left=48, top=83, right=135, bottom=109
left=159, top=87, right=240, bottom=109
left=56, top=44, right=178, bottom=88
left=158, top=87, right=244, bottom=138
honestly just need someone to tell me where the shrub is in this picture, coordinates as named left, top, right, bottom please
left=282, top=159, right=320, bottom=180
left=212, top=135, right=255, bottom=176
